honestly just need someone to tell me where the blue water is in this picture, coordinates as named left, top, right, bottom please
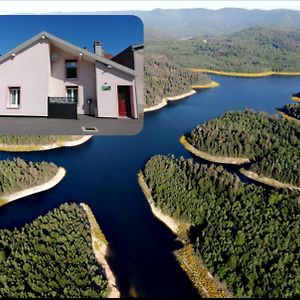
left=0, top=75, right=298, bottom=297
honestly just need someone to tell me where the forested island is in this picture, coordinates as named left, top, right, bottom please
left=147, top=27, right=300, bottom=73
left=0, top=203, right=110, bottom=297
left=140, top=155, right=300, bottom=298
left=144, top=53, right=212, bottom=108
left=0, top=135, right=92, bottom=152
left=183, top=110, right=300, bottom=188
left=277, top=103, right=300, bottom=122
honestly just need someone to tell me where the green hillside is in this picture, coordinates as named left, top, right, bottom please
left=147, top=27, right=300, bottom=72
left=144, top=53, right=211, bottom=108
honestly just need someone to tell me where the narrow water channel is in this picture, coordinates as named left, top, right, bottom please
left=0, top=75, right=298, bottom=297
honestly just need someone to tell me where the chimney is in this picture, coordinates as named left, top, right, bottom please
left=93, top=41, right=104, bottom=57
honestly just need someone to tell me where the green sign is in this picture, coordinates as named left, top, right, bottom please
left=101, top=85, right=111, bottom=91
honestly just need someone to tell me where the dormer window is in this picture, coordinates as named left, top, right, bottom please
left=65, top=60, right=77, bottom=79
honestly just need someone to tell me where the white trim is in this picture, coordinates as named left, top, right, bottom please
left=8, top=87, right=20, bottom=109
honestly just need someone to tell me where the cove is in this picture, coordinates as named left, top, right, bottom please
left=0, top=75, right=298, bottom=297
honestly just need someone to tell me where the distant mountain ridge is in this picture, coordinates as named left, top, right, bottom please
left=36, top=8, right=300, bottom=38
left=103, top=8, right=300, bottom=38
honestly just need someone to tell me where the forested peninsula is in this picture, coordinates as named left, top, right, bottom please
left=0, top=158, right=65, bottom=207
left=183, top=110, right=300, bottom=188
left=277, top=102, right=300, bottom=122
left=140, top=155, right=300, bottom=298
left=147, top=27, right=300, bottom=73
left=144, top=53, right=213, bottom=109
left=0, top=135, right=92, bottom=152
left=0, top=203, right=111, bottom=298
left=292, top=92, right=300, bottom=102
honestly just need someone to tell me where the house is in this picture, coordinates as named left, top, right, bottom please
left=0, top=31, right=143, bottom=119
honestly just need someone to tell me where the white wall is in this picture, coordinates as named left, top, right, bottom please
left=0, top=40, right=50, bottom=116
left=49, top=46, right=96, bottom=115
left=95, top=62, right=135, bottom=118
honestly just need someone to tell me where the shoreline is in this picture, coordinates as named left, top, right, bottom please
left=240, top=169, right=300, bottom=191
left=189, top=68, right=300, bottom=77
left=291, top=96, right=300, bottom=102
left=144, top=90, right=196, bottom=113
left=138, top=172, right=182, bottom=234
left=144, top=80, right=219, bottom=113
left=277, top=110, right=300, bottom=124
left=80, top=203, right=120, bottom=298
left=0, top=135, right=92, bottom=152
left=180, top=135, right=250, bottom=165
left=0, top=167, right=66, bottom=207
left=138, top=172, right=232, bottom=298
left=191, top=80, right=220, bottom=89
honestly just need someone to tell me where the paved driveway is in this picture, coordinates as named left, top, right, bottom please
left=0, top=115, right=144, bottom=135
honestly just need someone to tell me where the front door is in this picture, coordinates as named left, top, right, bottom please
left=117, top=86, right=132, bottom=118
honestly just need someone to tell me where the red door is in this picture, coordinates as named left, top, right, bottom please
left=118, top=94, right=127, bottom=117
left=117, top=86, right=132, bottom=117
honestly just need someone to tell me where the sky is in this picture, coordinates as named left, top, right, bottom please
left=0, top=15, right=143, bottom=56
left=0, top=1, right=300, bottom=14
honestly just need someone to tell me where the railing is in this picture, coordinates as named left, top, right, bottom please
left=48, top=97, right=77, bottom=104
left=48, top=97, right=78, bottom=119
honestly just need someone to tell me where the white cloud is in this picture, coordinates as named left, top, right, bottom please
left=0, top=1, right=300, bottom=14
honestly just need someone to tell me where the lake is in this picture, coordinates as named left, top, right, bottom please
left=0, top=75, right=298, bottom=297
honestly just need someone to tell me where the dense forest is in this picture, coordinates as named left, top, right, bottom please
left=142, top=155, right=300, bottom=298
left=0, top=158, right=59, bottom=197
left=0, top=203, right=108, bottom=297
left=0, top=135, right=83, bottom=146
left=144, top=53, right=211, bottom=107
left=186, top=110, right=300, bottom=186
left=278, top=103, right=300, bottom=120
left=147, top=27, right=300, bottom=72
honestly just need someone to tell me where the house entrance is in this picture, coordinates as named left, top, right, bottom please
left=117, top=86, right=132, bottom=118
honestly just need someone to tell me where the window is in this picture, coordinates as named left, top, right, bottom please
left=8, top=87, right=20, bottom=108
left=65, top=60, right=77, bottom=79
left=66, top=86, right=78, bottom=103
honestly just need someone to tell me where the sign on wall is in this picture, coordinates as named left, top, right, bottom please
left=101, top=85, right=111, bottom=91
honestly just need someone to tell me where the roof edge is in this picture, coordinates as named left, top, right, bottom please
left=0, top=31, right=136, bottom=76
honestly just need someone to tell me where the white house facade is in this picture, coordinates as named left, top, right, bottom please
left=0, top=31, right=143, bottom=119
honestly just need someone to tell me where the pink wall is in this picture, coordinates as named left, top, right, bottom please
left=0, top=40, right=137, bottom=119
left=49, top=46, right=96, bottom=115
left=0, top=40, right=50, bottom=116
left=95, top=62, right=136, bottom=118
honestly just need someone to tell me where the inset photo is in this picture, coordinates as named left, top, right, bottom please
left=0, top=15, right=144, bottom=135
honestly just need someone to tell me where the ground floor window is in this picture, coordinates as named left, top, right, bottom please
left=66, top=86, right=78, bottom=104
left=8, top=87, right=20, bottom=108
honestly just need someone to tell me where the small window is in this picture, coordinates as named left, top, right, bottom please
left=66, top=86, right=78, bottom=103
left=8, top=87, right=20, bottom=108
left=65, top=60, right=77, bottom=79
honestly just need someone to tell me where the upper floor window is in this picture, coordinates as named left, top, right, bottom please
left=8, top=87, right=20, bottom=108
left=65, top=60, right=77, bottom=79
